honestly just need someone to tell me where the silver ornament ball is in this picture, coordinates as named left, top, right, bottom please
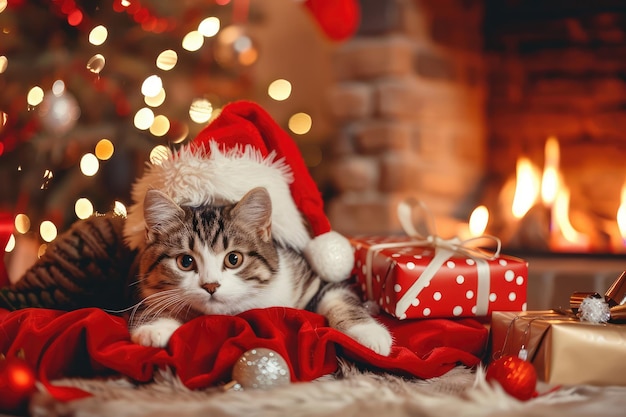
left=232, top=348, right=291, bottom=390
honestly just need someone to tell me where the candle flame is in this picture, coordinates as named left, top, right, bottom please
left=469, top=205, right=489, bottom=237
left=541, top=136, right=560, bottom=206
left=511, top=157, right=541, bottom=219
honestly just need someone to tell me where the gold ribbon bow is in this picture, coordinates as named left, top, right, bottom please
left=364, top=198, right=502, bottom=319
left=570, top=271, right=626, bottom=322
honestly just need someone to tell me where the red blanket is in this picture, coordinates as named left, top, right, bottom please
left=0, top=306, right=487, bottom=401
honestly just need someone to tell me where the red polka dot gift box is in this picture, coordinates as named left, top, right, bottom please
left=349, top=235, right=528, bottom=320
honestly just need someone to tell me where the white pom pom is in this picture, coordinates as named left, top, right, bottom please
left=579, top=295, right=611, bottom=324
left=304, top=231, right=354, bottom=282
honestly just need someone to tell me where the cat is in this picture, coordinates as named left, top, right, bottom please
left=129, top=186, right=393, bottom=356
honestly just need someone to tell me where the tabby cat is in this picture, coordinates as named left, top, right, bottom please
left=130, top=187, right=393, bottom=356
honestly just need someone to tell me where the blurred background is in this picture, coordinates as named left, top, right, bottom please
left=2, top=0, right=626, bottom=305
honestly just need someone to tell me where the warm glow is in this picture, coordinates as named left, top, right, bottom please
left=553, top=186, right=585, bottom=243
left=87, top=54, right=106, bottom=74
left=134, top=107, right=155, bottom=130
left=541, top=136, right=560, bottom=206
left=618, top=181, right=626, bottom=240
left=156, top=50, right=178, bottom=71
left=141, top=75, right=163, bottom=97
left=268, top=79, right=292, bottom=101
left=27, top=86, right=44, bottom=107
left=150, top=115, right=170, bottom=136
left=182, top=31, right=204, bottom=51
left=5, top=234, right=15, bottom=252
left=95, top=139, right=114, bottom=160
left=0, top=56, right=7, bottom=73
left=14, top=214, right=30, bottom=234
left=288, top=112, right=312, bottom=135
left=150, top=145, right=171, bottom=165
left=189, top=99, right=213, bottom=123
left=0, top=0, right=7, bottom=13
left=144, top=88, right=166, bottom=107
left=198, top=17, right=220, bottom=37
left=113, top=201, right=127, bottom=217
left=469, top=205, right=489, bottom=237
left=75, top=198, right=94, bottom=219
left=89, top=25, right=108, bottom=45
left=80, top=153, right=99, bottom=176
left=511, top=157, right=540, bottom=219
left=40, top=220, right=58, bottom=242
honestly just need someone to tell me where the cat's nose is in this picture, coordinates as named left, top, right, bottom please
left=202, top=282, right=220, bottom=295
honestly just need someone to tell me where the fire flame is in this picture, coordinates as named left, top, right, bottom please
left=541, top=136, right=560, bottom=207
left=617, top=181, right=626, bottom=241
left=511, top=157, right=540, bottom=219
left=469, top=205, right=489, bottom=237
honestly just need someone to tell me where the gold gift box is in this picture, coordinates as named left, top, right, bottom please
left=491, top=310, right=626, bottom=386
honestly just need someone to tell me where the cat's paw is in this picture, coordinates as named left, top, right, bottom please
left=346, top=321, right=393, bottom=356
left=130, top=317, right=182, bottom=348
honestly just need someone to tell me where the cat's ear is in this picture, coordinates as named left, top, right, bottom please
left=231, top=187, right=272, bottom=242
left=143, top=189, right=185, bottom=242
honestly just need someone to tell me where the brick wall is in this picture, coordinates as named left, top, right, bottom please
left=483, top=0, right=626, bottom=250
left=325, top=0, right=487, bottom=236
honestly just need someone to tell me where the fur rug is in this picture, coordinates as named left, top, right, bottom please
left=30, top=363, right=626, bottom=417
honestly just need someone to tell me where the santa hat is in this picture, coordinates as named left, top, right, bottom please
left=124, top=100, right=354, bottom=283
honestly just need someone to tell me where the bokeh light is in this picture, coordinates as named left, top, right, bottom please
left=67, top=9, right=83, bottom=26
left=113, top=201, right=127, bottom=217
left=156, top=50, right=178, bottom=70
left=89, top=25, right=108, bottom=45
left=5, top=234, right=15, bottom=252
left=27, top=86, right=45, bottom=107
left=198, top=17, right=220, bottom=37
left=134, top=107, right=155, bottom=130
left=95, top=139, right=114, bottom=160
left=288, top=112, right=312, bottom=135
left=14, top=214, right=31, bottom=234
left=52, top=80, right=65, bottom=96
left=189, top=98, right=213, bottom=123
left=0, top=0, right=7, bottom=14
left=80, top=153, right=99, bottom=176
left=150, top=115, right=170, bottom=136
left=75, top=198, right=94, bottom=219
left=141, top=75, right=162, bottom=97
left=144, top=88, right=166, bottom=107
left=182, top=31, right=204, bottom=52
left=268, top=79, right=292, bottom=101
left=87, top=54, right=106, bottom=74
left=40, top=220, right=58, bottom=242
left=38, top=244, right=48, bottom=258
left=0, top=56, right=7, bottom=73
left=150, top=145, right=171, bottom=165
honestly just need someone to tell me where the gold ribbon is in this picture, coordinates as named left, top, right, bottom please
left=363, top=198, right=502, bottom=319
left=570, top=271, right=626, bottom=322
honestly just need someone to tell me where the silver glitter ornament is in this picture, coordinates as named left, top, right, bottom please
left=231, top=348, right=291, bottom=390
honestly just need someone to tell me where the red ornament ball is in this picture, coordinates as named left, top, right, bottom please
left=486, top=355, right=537, bottom=401
left=0, top=357, right=37, bottom=413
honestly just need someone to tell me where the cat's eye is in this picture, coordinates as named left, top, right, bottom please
left=224, top=251, right=243, bottom=269
left=176, top=254, right=196, bottom=271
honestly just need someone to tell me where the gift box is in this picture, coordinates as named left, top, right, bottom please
left=350, top=235, right=528, bottom=320
left=491, top=310, right=626, bottom=386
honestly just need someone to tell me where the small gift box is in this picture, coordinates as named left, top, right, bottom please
left=490, top=271, right=626, bottom=386
left=350, top=199, right=528, bottom=320
left=491, top=310, right=626, bottom=386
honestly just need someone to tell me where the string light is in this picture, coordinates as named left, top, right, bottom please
left=189, top=99, right=213, bottom=123
left=141, top=75, right=163, bottom=97
left=268, top=79, right=292, bottom=101
left=288, top=112, right=312, bottom=135
left=0, top=0, right=7, bottom=13
left=39, top=221, right=58, bottom=243
left=113, top=201, right=127, bottom=217
left=27, top=87, right=44, bottom=107
left=95, top=139, right=114, bottom=160
left=14, top=214, right=31, bottom=234
left=80, top=153, right=99, bottom=176
left=198, top=17, right=220, bottom=37
left=182, top=31, right=204, bottom=51
left=88, top=25, right=108, bottom=45
left=144, top=88, right=166, bottom=107
left=134, top=107, right=155, bottom=130
left=5, top=234, right=15, bottom=252
left=86, top=54, right=106, bottom=74
left=0, top=56, right=7, bottom=73
left=75, top=198, right=94, bottom=219
left=150, top=115, right=170, bottom=136
left=156, top=50, right=178, bottom=70
left=150, top=145, right=171, bottom=165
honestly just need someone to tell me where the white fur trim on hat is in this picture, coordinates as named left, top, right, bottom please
left=123, top=142, right=311, bottom=252
left=304, top=231, right=354, bottom=283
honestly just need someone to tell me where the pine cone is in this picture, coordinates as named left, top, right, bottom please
left=0, top=213, right=136, bottom=312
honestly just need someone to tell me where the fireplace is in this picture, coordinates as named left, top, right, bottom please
left=323, top=0, right=626, bottom=310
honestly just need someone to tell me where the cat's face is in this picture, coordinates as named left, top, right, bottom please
left=136, top=187, right=279, bottom=318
